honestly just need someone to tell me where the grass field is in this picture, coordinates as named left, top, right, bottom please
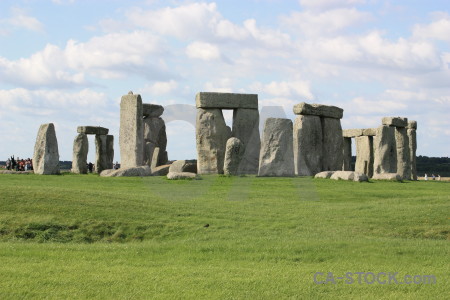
left=0, top=173, right=448, bottom=299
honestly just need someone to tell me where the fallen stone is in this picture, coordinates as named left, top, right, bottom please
left=372, top=173, right=402, bottom=181
left=151, top=164, right=171, bottom=176
left=196, top=108, right=231, bottom=174
left=167, top=172, right=199, bottom=180
left=223, top=137, right=246, bottom=175
left=258, top=118, right=295, bottom=177
left=314, top=171, right=335, bottom=179
left=330, top=171, right=368, bottom=182
left=0, top=170, right=33, bottom=175
left=355, top=136, right=374, bottom=178
left=33, top=123, right=60, bottom=175
left=232, top=108, right=260, bottom=174
left=395, top=127, right=411, bottom=180
left=382, top=117, right=408, bottom=128
left=293, top=102, right=343, bottom=119
left=342, top=138, right=352, bottom=171
left=196, top=92, right=258, bottom=109
left=373, top=125, right=397, bottom=175
left=407, top=120, right=417, bottom=130
left=343, top=129, right=363, bottom=138
left=72, top=133, right=88, bottom=174
left=293, top=115, right=322, bottom=176
left=100, top=166, right=151, bottom=177
left=120, top=93, right=144, bottom=168
left=169, top=160, right=198, bottom=174
left=77, top=126, right=109, bottom=135
left=143, top=104, right=164, bottom=118
left=322, top=117, right=344, bottom=171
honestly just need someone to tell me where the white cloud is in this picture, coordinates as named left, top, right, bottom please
left=413, top=13, right=450, bottom=42
left=299, top=0, right=366, bottom=11
left=250, top=80, right=314, bottom=99
left=139, top=80, right=178, bottom=95
left=186, top=42, right=221, bottom=61
left=0, top=7, right=44, bottom=34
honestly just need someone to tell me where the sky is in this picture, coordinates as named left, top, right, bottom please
left=0, top=0, right=449, bottom=162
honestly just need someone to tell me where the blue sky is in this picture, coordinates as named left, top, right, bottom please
left=1, top=0, right=449, bottom=162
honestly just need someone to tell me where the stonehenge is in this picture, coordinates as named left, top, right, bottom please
left=407, top=121, right=418, bottom=180
left=293, top=102, right=344, bottom=176
left=223, top=137, right=246, bottom=176
left=33, top=123, right=60, bottom=175
left=120, top=92, right=144, bottom=169
left=196, top=92, right=260, bottom=175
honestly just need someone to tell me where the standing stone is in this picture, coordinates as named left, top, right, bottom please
left=321, top=117, right=344, bottom=171
left=95, top=135, right=108, bottom=174
left=72, top=133, right=88, bottom=174
left=150, top=147, right=160, bottom=170
left=258, top=118, right=294, bottom=177
left=143, top=141, right=156, bottom=167
left=373, top=125, right=397, bottom=174
left=106, top=135, right=114, bottom=170
left=196, top=108, right=231, bottom=174
left=342, top=137, right=352, bottom=171
left=293, top=115, right=323, bottom=176
left=120, top=92, right=143, bottom=169
left=33, top=123, right=60, bottom=175
left=407, top=126, right=417, bottom=181
left=355, top=136, right=374, bottom=177
left=144, top=117, right=166, bottom=147
left=395, top=127, right=411, bottom=180
left=223, top=137, right=246, bottom=176
left=232, top=108, right=260, bottom=174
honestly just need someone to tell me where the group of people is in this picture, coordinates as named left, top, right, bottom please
left=424, top=174, right=441, bottom=181
left=5, top=156, right=33, bottom=171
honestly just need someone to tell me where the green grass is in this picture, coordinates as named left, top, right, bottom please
left=0, top=173, right=448, bottom=299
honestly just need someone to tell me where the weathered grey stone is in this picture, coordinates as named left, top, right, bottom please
left=355, top=136, right=374, bottom=178
left=258, top=118, right=295, bottom=177
left=72, top=133, right=88, bottom=174
left=223, top=137, right=246, bottom=175
left=314, top=171, right=335, bottom=179
left=143, top=117, right=167, bottom=149
left=196, top=108, right=231, bottom=174
left=330, top=171, right=368, bottom=182
left=169, top=160, right=197, bottom=174
left=362, top=128, right=377, bottom=136
left=407, top=120, right=417, bottom=130
left=167, top=172, right=199, bottom=180
left=293, top=115, right=322, bottom=176
left=77, top=126, right=109, bottom=135
left=95, top=135, right=108, bottom=174
left=106, top=135, right=114, bottom=170
left=342, top=137, right=352, bottom=171
left=322, top=117, right=344, bottom=171
left=395, top=127, right=411, bottom=180
left=120, top=93, right=144, bottom=168
left=150, top=147, right=160, bottom=170
left=33, top=123, right=60, bottom=175
left=143, top=104, right=164, bottom=118
left=343, top=129, right=363, bottom=138
left=196, top=92, right=258, bottom=109
left=143, top=141, right=156, bottom=167
left=373, top=125, right=397, bottom=174
left=232, top=108, right=260, bottom=174
left=158, top=150, right=168, bottom=166
left=151, top=164, right=171, bottom=176
left=293, top=102, right=343, bottom=119
left=382, top=117, right=408, bottom=128
left=372, top=173, right=402, bottom=181
left=100, top=166, right=151, bottom=177
left=408, top=128, right=417, bottom=180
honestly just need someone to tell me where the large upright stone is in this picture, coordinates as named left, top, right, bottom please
left=196, top=108, right=231, bottom=174
left=196, top=92, right=258, bottom=109
left=143, top=141, right=156, bottom=167
left=342, top=137, right=352, bottom=171
left=144, top=117, right=167, bottom=149
left=293, top=102, right=343, bottom=119
left=72, top=133, right=88, bottom=174
left=106, top=135, right=114, bottom=170
left=95, top=135, right=108, bottom=174
left=407, top=123, right=417, bottom=180
left=33, top=123, right=60, bottom=175
left=232, top=108, right=260, bottom=174
left=373, top=125, right=397, bottom=174
left=293, top=115, right=322, bottom=176
left=395, top=127, right=411, bottom=180
left=258, top=118, right=294, bottom=177
left=223, top=137, right=246, bottom=176
left=355, top=136, right=374, bottom=177
left=120, top=93, right=144, bottom=168
left=321, top=117, right=344, bottom=171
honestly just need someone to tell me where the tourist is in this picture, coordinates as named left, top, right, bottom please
left=424, top=174, right=428, bottom=181
left=438, top=175, right=441, bottom=181
left=88, top=162, right=94, bottom=173
left=6, top=158, right=11, bottom=170
left=432, top=174, right=436, bottom=180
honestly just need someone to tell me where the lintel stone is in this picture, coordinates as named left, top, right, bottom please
left=407, top=120, right=417, bottom=130
left=143, top=104, right=164, bottom=118
left=343, top=129, right=363, bottom=138
left=195, top=92, right=258, bottom=109
left=362, top=128, right=377, bottom=136
left=77, top=126, right=109, bottom=135
left=382, top=117, right=408, bottom=128
left=293, top=102, right=343, bottom=119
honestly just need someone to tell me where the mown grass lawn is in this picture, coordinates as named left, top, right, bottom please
left=0, top=174, right=448, bottom=299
